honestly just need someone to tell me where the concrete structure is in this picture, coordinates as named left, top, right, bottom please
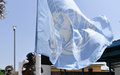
left=115, top=67, right=120, bottom=75
left=42, top=65, right=51, bottom=75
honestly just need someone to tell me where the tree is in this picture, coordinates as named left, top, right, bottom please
left=0, top=0, right=5, bottom=19
left=0, top=69, right=4, bottom=75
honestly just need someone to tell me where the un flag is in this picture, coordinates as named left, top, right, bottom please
left=35, top=0, right=113, bottom=70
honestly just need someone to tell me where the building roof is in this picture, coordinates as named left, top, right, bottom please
left=108, top=39, right=120, bottom=48
left=99, top=39, right=120, bottom=68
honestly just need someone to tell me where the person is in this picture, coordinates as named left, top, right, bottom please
left=22, top=52, right=43, bottom=75
left=22, top=52, right=35, bottom=75
left=5, top=66, right=13, bottom=75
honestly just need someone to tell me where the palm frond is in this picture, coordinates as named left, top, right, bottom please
left=0, top=0, right=5, bottom=19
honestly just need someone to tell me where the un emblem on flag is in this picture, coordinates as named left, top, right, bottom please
left=50, top=10, right=96, bottom=55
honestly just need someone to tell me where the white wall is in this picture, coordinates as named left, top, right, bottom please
left=115, top=67, right=120, bottom=75
left=41, top=65, right=51, bottom=75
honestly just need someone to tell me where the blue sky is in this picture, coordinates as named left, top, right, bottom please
left=0, top=0, right=120, bottom=70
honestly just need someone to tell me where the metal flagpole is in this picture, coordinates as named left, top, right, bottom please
left=35, top=0, right=41, bottom=75
left=13, top=26, right=16, bottom=74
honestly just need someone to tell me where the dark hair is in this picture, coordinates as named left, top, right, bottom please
left=26, top=52, right=35, bottom=58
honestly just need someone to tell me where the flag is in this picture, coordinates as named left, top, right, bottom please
left=35, top=0, right=113, bottom=70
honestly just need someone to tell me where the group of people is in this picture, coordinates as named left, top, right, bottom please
left=4, top=52, right=43, bottom=75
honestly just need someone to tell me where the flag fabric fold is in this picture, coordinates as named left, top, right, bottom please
left=35, top=0, right=113, bottom=70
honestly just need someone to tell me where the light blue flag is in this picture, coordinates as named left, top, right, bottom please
left=35, top=0, right=113, bottom=70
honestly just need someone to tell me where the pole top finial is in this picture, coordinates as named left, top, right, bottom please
left=13, top=26, right=16, bottom=30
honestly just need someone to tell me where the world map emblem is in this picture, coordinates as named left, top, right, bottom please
left=49, top=9, right=96, bottom=55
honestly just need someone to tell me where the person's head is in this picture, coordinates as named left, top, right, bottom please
left=26, top=52, right=35, bottom=64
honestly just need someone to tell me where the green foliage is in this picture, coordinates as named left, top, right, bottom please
left=0, top=69, right=4, bottom=75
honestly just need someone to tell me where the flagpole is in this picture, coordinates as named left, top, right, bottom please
left=13, top=26, right=16, bottom=74
left=35, top=0, right=41, bottom=75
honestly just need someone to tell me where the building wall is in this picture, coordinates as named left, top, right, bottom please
left=115, top=68, right=120, bottom=75
left=42, top=65, right=51, bottom=75
left=51, top=64, right=109, bottom=72
left=51, top=72, right=114, bottom=75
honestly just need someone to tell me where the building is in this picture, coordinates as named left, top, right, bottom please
left=99, top=39, right=120, bottom=75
